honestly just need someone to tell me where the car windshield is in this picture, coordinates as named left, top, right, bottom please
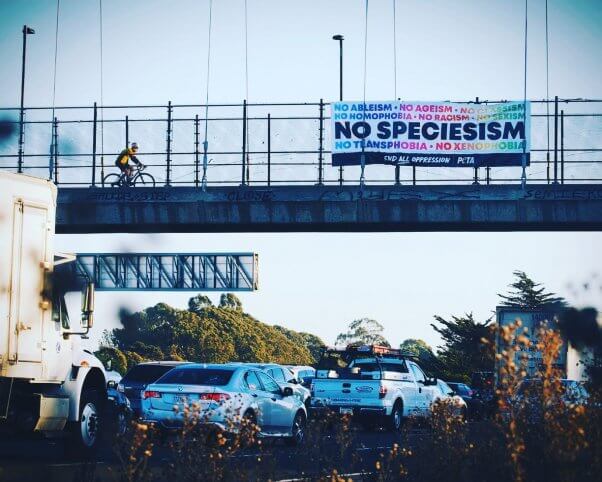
left=123, top=365, right=178, bottom=384
left=353, top=362, right=408, bottom=373
left=156, top=368, right=234, bottom=386
left=317, top=352, right=351, bottom=370
left=449, top=383, right=470, bottom=395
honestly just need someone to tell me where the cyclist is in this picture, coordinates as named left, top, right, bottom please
left=115, top=142, right=144, bottom=182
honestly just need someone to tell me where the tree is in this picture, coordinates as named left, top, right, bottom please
left=107, top=299, right=317, bottom=367
left=188, top=294, right=213, bottom=314
left=399, top=339, right=441, bottom=376
left=274, top=326, right=325, bottom=364
left=124, top=351, right=145, bottom=370
left=219, top=293, right=243, bottom=311
left=95, top=346, right=128, bottom=374
left=498, top=271, right=566, bottom=309
left=431, top=313, right=494, bottom=382
left=399, top=339, right=432, bottom=358
left=336, top=318, right=390, bottom=347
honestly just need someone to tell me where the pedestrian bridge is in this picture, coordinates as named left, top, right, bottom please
left=56, top=184, right=602, bottom=233
left=3, top=99, right=601, bottom=232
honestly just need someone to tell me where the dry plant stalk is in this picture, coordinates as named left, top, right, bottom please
left=167, top=395, right=262, bottom=482
left=490, top=318, right=530, bottom=482
left=372, top=442, right=410, bottom=482
left=487, top=318, right=592, bottom=482
left=296, top=410, right=357, bottom=479
left=117, top=421, right=155, bottom=482
left=536, top=327, right=588, bottom=471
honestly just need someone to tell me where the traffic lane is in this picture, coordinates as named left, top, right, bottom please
left=221, top=426, right=432, bottom=478
left=0, top=425, right=431, bottom=462
left=0, top=434, right=115, bottom=463
left=0, top=435, right=117, bottom=482
left=0, top=424, right=439, bottom=480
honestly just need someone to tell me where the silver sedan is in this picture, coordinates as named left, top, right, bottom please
left=141, top=363, right=307, bottom=444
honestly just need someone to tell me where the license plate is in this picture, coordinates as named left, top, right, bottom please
left=339, top=407, right=353, bottom=415
left=173, top=395, right=188, bottom=403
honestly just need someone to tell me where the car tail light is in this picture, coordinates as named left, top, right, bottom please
left=143, top=390, right=161, bottom=399
left=379, top=385, right=388, bottom=399
left=199, top=393, right=231, bottom=402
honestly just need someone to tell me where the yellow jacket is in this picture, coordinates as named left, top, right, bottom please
left=116, top=147, right=140, bottom=166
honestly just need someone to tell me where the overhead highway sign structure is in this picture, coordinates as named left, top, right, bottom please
left=67, top=253, right=258, bottom=291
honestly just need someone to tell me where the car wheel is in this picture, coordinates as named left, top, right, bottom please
left=387, top=401, right=404, bottom=432
left=286, top=411, right=306, bottom=446
left=243, top=410, right=257, bottom=426
left=116, top=411, right=128, bottom=436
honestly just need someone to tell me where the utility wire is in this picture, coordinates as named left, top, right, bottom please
left=244, top=0, right=250, bottom=183
left=50, top=0, right=60, bottom=180
left=244, top=0, right=249, bottom=103
left=51, top=0, right=60, bottom=123
left=545, top=0, right=550, bottom=183
left=360, top=0, right=369, bottom=186
left=521, top=0, right=528, bottom=187
left=393, top=0, right=397, bottom=99
left=99, top=0, right=105, bottom=183
left=201, top=0, right=213, bottom=190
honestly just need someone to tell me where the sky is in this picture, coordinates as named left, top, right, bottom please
left=1, top=0, right=601, bottom=351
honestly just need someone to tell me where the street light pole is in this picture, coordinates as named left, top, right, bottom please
left=18, top=25, right=35, bottom=174
left=333, top=34, right=344, bottom=186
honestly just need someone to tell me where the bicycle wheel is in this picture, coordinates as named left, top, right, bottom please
left=134, top=172, right=156, bottom=187
left=103, top=173, right=122, bottom=187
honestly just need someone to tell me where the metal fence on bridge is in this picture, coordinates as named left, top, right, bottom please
left=0, top=98, right=601, bottom=187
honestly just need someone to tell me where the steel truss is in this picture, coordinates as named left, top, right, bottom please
left=71, top=253, right=258, bottom=291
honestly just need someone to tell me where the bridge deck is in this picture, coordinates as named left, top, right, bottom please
left=56, top=184, right=602, bottom=233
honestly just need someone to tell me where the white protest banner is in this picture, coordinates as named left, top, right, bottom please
left=331, top=100, right=530, bottom=167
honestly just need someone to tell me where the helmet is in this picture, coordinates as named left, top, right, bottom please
left=131, top=142, right=139, bottom=150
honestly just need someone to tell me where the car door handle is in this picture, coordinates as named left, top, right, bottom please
left=271, top=397, right=277, bottom=401
left=251, top=393, right=258, bottom=397
left=419, top=387, right=422, bottom=393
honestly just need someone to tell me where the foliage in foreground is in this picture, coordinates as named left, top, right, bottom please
left=104, top=320, right=601, bottom=482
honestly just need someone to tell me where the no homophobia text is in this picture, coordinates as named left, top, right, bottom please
left=331, top=100, right=531, bottom=168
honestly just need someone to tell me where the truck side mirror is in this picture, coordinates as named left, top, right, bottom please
left=82, top=282, right=95, bottom=328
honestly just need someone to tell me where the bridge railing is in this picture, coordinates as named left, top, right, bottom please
left=0, top=98, right=601, bottom=187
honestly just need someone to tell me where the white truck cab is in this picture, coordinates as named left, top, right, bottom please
left=310, top=345, right=437, bottom=431
left=0, top=171, right=106, bottom=453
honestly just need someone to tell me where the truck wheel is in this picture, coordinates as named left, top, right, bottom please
left=69, top=390, right=102, bottom=457
left=387, top=401, right=404, bottom=432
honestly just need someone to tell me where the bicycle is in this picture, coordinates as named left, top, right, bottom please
left=103, top=164, right=156, bottom=188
